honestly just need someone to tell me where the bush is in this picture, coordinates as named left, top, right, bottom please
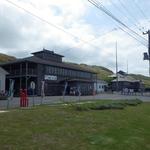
left=72, top=99, right=143, bottom=111
left=91, top=103, right=125, bottom=110
left=123, top=99, right=143, bottom=106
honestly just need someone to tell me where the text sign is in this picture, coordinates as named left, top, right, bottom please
left=30, top=81, right=36, bottom=90
left=45, top=75, right=57, bottom=81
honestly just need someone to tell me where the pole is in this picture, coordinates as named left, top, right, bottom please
left=116, top=41, right=119, bottom=92
left=143, top=30, right=150, bottom=76
left=127, top=60, right=128, bottom=74
left=32, top=89, right=35, bottom=107
left=148, top=31, right=150, bottom=76
left=41, top=81, right=45, bottom=105
left=25, top=62, right=28, bottom=90
left=20, top=63, right=22, bottom=89
left=63, top=81, right=68, bottom=102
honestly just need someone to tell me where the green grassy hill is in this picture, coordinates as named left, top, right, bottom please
left=65, top=62, right=113, bottom=83
left=79, top=64, right=113, bottom=83
left=0, top=53, right=16, bottom=63
left=0, top=52, right=149, bottom=87
left=67, top=62, right=150, bottom=87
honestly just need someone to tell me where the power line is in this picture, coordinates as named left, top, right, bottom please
left=89, top=1, right=147, bottom=47
left=6, top=0, right=121, bottom=64
left=118, top=27, right=147, bottom=47
left=5, top=0, right=77, bottom=40
left=60, top=28, right=118, bottom=63
left=117, top=0, right=142, bottom=30
left=88, top=0, right=148, bottom=47
left=109, top=0, right=142, bottom=31
left=5, top=0, right=148, bottom=65
left=5, top=0, right=107, bottom=52
left=132, top=0, right=148, bottom=20
left=61, top=28, right=118, bottom=54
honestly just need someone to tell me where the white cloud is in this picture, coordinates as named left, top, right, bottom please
left=0, top=0, right=149, bottom=76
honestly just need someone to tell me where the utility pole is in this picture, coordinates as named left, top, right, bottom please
left=143, top=30, right=150, bottom=76
left=116, top=41, right=119, bottom=92
left=127, top=60, right=128, bottom=74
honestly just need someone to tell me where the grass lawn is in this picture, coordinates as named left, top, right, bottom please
left=0, top=100, right=150, bottom=150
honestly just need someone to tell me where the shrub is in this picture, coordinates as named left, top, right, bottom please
left=91, top=103, right=125, bottom=110
left=73, top=104, right=90, bottom=111
left=123, top=99, right=143, bottom=106
left=72, top=99, right=143, bottom=111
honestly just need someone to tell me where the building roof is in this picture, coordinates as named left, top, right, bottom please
left=112, top=75, right=140, bottom=83
left=0, top=56, right=96, bottom=74
left=32, top=49, right=64, bottom=57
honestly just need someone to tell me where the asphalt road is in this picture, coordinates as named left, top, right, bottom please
left=0, top=93, right=150, bottom=110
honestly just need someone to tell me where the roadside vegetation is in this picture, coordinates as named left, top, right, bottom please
left=71, top=99, right=142, bottom=111
left=0, top=99, right=150, bottom=150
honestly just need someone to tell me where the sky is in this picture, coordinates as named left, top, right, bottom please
left=0, top=0, right=150, bottom=76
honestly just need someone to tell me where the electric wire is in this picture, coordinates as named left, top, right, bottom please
left=5, top=0, right=109, bottom=53
left=88, top=0, right=148, bottom=47
left=132, top=0, right=148, bottom=20
left=117, top=0, right=142, bottom=30
left=109, top=0, right=142, bottom=31
left=60, top=28, right=118, bottom=54
left=4, top=0, right=148, bottom=64
left=4, top=0, right=119, bottom=65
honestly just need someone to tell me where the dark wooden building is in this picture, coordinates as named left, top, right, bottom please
left=1, top=49, right=97, bottom=96
left=111, top=72, right=144, bottom=92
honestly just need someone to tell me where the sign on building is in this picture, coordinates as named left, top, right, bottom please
left=44, top=75, right=57, bottom=81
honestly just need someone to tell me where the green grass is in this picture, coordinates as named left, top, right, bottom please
left=0, top=100, right=150, bottom=150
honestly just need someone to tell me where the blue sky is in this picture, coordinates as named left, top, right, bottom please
left=0, top=0, right=150, bottom=76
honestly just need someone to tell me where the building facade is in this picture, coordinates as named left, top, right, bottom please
left=1, top=49, right=97, bottom=96
left=110, top=72, right=144, bottom=92
left=94, top=80, right=108, bottom=93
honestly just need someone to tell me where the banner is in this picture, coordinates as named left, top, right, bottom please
left=8, top=79, right=15, bottom=99
left=41, top=81, right=45, bottom=98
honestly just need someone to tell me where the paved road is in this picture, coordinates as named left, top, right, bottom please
left=0, top=93, right=150, bottom=110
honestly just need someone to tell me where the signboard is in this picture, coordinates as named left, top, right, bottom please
left=30, top=81, right=36, bottom=90
left=44, top=75, right=57, bottom=81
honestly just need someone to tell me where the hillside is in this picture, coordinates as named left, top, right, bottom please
left=69, top=63, right=150, bottom=87
left=79, top=64, right=113, bottom=82
left=0, top=53, right=16, bottom=63
left=0, top=53, right=149, bottom=87
left=65, top=62, right=113, bottom=83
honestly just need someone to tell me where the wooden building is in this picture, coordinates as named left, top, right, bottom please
left=1, top=49, right=97, bottom=96
left=110, top=71, right=144, bottom=92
